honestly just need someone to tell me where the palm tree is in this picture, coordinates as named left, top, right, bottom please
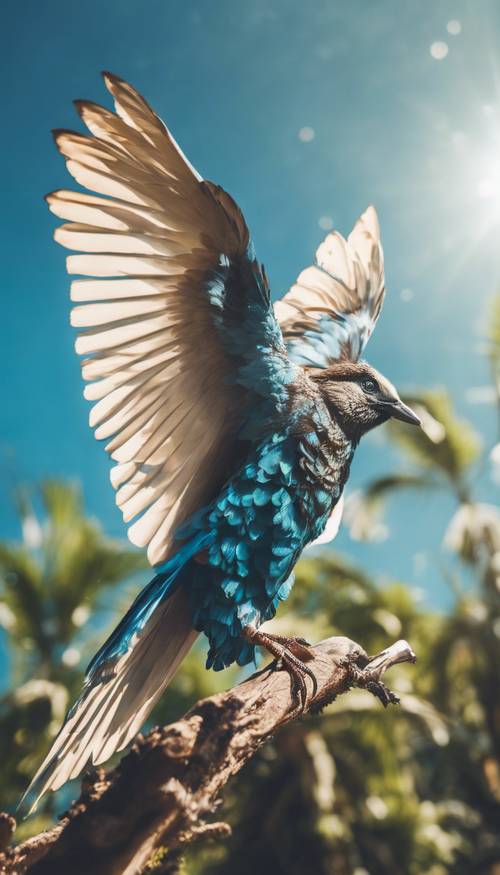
left=330, top=296, right=500, bottom=874
left=2, top=302, right=499, bottom=868
left=182, top=552, right=453, bottom=875
left=183, top=299, right=500, bottom=875
left=0, top=479, right=146, bottom=824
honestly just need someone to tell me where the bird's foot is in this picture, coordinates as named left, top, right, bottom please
left=263, top=632, right=314, bottom=662
left=243, top=627, right=318, bottom=712
left=346, top=640, right=416, bottom=707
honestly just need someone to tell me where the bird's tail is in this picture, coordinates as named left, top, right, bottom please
left=18, top=534, right=210, bottom=817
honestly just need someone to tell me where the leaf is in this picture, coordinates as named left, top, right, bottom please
left=444, top=502, right=500, bottom=563
left=385, top=390, right=481, bottom=483
left=0, top=479, right=147, bottom=672
left=343, top=490, right=389, bottom=542
left=343, top=475, right=433, bottom=543
left=364, top=473, right=435, bottom=499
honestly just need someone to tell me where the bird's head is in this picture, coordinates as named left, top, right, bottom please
left=309, top=361, right=420, bottom=441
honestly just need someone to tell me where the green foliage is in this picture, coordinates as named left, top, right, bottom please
left=2, top=301, right=500, bottom=871
left=0, top=480, right=147, bottom=813
left=0, top=481, right=147, bottom=681
left=387, top=390, right=481, bottom=488
left=182, top=300, right=500, bottom=874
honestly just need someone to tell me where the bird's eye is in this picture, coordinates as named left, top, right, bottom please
left=361, top=378, right=378, bottom=393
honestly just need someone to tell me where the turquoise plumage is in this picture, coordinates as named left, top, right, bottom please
left=184, top=427, right=348, bottom=671
left=19, top=73, right=420, bottom=814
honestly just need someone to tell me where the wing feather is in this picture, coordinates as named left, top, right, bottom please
left=50, top=73, right=288, bottom=565
left=275, top=206, right=385, bottom=366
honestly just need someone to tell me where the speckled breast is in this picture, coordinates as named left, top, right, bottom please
left=180, top=429, right=352, bottom=671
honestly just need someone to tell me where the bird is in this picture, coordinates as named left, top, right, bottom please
left=19, top=72, right=420, bottom=815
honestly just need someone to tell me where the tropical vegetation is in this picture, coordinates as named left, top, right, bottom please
left=1, top=300, right=499, bottom=871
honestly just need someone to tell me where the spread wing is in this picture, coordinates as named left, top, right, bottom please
left=275, top=207, right=385, bottom=544
left=274, top=206, right=385, bottom=367
left=48, top=73, right=292, bottom=566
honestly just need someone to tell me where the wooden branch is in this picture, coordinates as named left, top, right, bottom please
left=0, top=636, right=415, bottom=875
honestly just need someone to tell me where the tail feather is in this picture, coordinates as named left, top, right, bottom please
left=18, top=539, right=206, bottom=816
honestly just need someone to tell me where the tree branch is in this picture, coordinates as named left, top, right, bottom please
left=0, top=635, right=415, bottom=875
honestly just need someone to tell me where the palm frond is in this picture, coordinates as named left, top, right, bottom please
left=343, top=473, right=435, bottom=543
left=386, top=390, right=481, bottom=486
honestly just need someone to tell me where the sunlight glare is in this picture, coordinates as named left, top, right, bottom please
left=468, top=142, right=500, bottom=228
left=473, top=151, right=500, bottom=228
left=476, top=174, right=500, bottom=200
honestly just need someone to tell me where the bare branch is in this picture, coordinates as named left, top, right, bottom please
left=0, top=635, right=415, bottom=875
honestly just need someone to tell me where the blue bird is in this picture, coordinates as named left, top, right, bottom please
left=20, top=73, right=420, bottom=813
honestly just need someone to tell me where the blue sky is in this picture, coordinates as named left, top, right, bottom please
left=1, top=0, right=500, bottom=617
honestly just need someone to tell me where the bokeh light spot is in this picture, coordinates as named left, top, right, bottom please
left=430, top=41, right=449, bottom=60
left=298, top=126, right=315, bottom=142
left=318, top=215, right=334, bottom=230
left=62, top=647, right=81, bottom=667
left=477, top=176, right=500, bottom=199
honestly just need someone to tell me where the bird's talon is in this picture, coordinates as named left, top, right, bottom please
left=365, top=679, right=400, bottom=707
left=243, top=627, right=319, bottom=712
left=263, top=632, right=310, bottom=657
left=287, top=662, right=307, bottom=712
left=281, top=650, right=317, bottom=711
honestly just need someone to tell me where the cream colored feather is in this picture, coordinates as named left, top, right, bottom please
left=20, top=589, right=198, bottom=814
left=274, top=205, right=385, bottom=363
left=273, top=207, right=385, bottom=541
left=48, top=72, right=249, bottom=566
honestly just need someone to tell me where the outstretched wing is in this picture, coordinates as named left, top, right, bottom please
left=274, top=206, right=385, bottom=367
left=48, top=73, right=292, bottom=566
left=275, top=207, right=385, bottom=545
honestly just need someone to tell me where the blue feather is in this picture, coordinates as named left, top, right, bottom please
left=179, top=428, right=342, bottom=669
left=86, top=530, right=213, bottom=681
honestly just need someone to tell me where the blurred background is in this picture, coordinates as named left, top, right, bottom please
left=1, top=1, right=500, bottom=872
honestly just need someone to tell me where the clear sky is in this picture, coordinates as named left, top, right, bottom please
left=2, top=0, right=500, bottom=616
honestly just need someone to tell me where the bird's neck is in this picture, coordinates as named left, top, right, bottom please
left=295, top=410, right=356, bottom=504
left=286, top=380, right=358, bottom=498
left=324, top=401, right=368, bottom=444
left=319, top=423, right=357, bottom=494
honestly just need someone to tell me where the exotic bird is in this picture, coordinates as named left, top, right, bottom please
left=20, top=73, right=420, bottom=813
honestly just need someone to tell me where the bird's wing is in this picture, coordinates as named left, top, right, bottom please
left=274, top=206, right=385, bottom=367
left=48, top=73, right=293, bottom=566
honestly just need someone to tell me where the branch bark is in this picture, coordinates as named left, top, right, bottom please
left=0, top=635, right=415, bottom=875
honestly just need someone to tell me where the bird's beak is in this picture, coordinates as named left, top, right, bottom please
left=389, top=399, right=421, bottom=426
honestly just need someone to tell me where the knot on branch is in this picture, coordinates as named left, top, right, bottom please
left=0, top=815, right=15, bottom=853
